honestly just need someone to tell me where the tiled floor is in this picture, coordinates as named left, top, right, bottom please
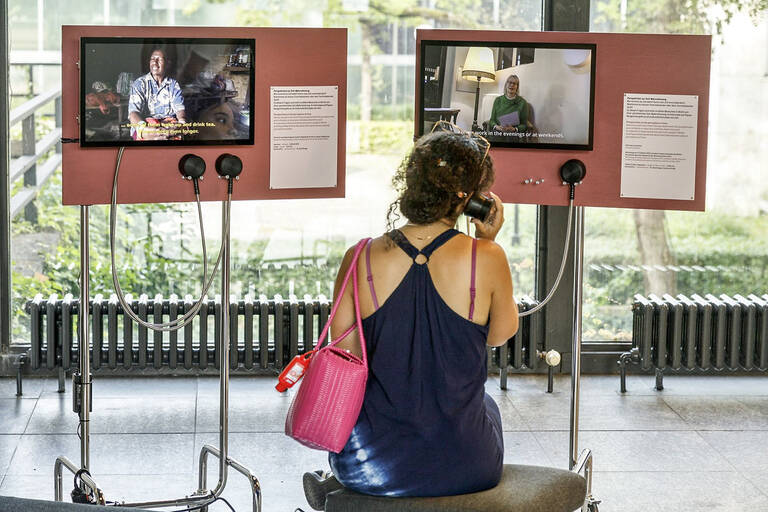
left=1, top=373, right=767, bottom=511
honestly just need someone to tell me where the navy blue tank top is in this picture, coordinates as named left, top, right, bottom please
left=329, top=229, right=504, bottom=497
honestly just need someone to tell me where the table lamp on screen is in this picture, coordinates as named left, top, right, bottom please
left=461, top=47, right=496, bottom=132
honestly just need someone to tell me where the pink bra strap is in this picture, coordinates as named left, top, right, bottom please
left=366, top=239, right=379, bottom=310
left=469, top=238, right=477, bottom=321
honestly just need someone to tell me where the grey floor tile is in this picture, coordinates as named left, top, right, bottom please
left=742, top=470, right=768, bottom=497
left=26, top=396, right=195, bottom=435
left=505, top=390, right=571, bottom=430
left=197, top=375, right=282, bottom=398
left=592, top=471, right=768, bottom=512
left=23, top=397, right=78, bottom=435
left=502, top=431, right=553, bottom=467
left=653, top=375, right=768, bottom=396
left=0, top=399, right=38, bottom=434
left=0, top=475, right=56, bottom=501
left=7, top=434, right=195, bottom=476
left=196, top=393, right=292, bottom=433
left=493, top=373, right=655, bottom=396
left=197, top=432, right=329, bottom=474
left=0, top=377, right=47, bottom=399
left=534, top=430, right=733, bottom=471
left=494, top=395, right=528, bottom=431
left=663, top=396, right=768, bottom=430
left=510, top=393, right=688, bottom=431
left=0, top=435, right=21, bottom=476
left=89, top=397, right=196, bottom=434
left=4, top=435, right=77, bottom=476
left=699, top=431, right=768, bottom=471
left=579, top=395, right=688, bottom=431
left=41, top=376, right=197, bottom=399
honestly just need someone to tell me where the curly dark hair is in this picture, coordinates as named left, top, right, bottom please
left=387, top=131, right=495, bottom=231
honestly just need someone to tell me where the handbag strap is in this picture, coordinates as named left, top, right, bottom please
left=313, top=238, right=370, bottom=366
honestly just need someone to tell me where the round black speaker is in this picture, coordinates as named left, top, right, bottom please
left=560, top=159, right=586, bottom=184
left=215, top=153, right=243, bottom=178
left=178, top=154, right=206, bottom=180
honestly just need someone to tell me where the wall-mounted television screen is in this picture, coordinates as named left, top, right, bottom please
left=418, top=40, right=596, bottom=150
left=80, top=37, right=255, bottom=147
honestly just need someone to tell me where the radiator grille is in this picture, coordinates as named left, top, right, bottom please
left=621, top=293, right=768, bottom=391
left=26, top=293, right=539, bottom=375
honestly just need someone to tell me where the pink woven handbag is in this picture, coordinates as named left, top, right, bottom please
left=285, top=238, right=370, bottom=453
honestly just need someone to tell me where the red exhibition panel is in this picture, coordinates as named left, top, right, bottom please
left=61, top=25, right=347, bottom=205
left=416, top=30, right=711, bottom=211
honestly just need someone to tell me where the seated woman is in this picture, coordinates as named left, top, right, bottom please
left=305, top=130, right=519, bottom=506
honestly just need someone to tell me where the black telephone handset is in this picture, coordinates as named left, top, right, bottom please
left=463, top=193, right=493, bottom=223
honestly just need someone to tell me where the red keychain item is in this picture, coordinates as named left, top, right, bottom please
left=276, top=352, right=314, bottom=392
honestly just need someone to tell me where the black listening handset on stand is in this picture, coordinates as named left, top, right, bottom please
left=463, top=193, right=494, bottom=223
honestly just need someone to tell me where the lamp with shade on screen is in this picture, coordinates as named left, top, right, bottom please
left=461, top=47, right=496, bottom=132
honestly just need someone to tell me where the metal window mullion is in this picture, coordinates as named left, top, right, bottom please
left=0, top=0, right=10, bottom=354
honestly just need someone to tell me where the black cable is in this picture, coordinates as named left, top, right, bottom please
left=216, top=496, right=236, bottom=512
left=159, top=494, right=236, bottom=512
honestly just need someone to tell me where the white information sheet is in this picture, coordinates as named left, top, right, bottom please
left=620, top=93, right=698, bottom=201
left=270, top=86, right=338, bottom=189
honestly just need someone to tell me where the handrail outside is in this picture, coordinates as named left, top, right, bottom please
left=9, top=87, right=60, bottom=126
left=8, top=85, right=62, bottom=220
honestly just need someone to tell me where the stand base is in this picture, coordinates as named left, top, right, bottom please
left=198, top=444, right=262, bottom=512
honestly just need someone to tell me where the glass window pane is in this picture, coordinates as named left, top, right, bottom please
left=585, top=2, right=768, bottom=342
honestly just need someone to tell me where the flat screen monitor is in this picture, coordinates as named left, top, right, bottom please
left=418, top=40, right=596, bottom=150
left=80, top=37, right=255, bottom=147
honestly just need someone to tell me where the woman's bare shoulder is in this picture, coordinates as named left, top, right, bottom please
left=474, top=238, right=509, bottom=271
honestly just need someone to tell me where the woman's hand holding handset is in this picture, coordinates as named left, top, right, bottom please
left=471, top=191, right=504, bottom=241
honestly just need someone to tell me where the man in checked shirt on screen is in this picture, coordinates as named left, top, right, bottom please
left=128, top=48, right=187, bottom=140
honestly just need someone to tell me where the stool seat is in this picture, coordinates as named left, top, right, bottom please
left=324, top=464, right=587, bottom=512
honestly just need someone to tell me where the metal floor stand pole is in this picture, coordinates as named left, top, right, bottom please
left=569, top=205, right=584, bottom=470
left=208, top=200, right=231, bottom=496
left=568, top=205, right=599, bottom=511
left=79, top=206, right=91, bottom=471
left=125, top=197, right=260, bottom=511
left=195, top=197, right=261, bottom=511
left=55, top=205, right=101, bottom=501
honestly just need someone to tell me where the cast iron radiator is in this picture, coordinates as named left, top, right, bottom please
left=25, top=293, right=540, bottom=387
left=619, top=293, right=768, bottom=392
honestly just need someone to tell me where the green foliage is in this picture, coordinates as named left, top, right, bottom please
left=583, top=208, right=768, bottom=340
left=592, top=0, right=767, bottom=35
left=11, top=169, right=204, bottom=340
left=350, top=120, right=413, bottom=154
left=347, top=103, right=414, bottom=121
